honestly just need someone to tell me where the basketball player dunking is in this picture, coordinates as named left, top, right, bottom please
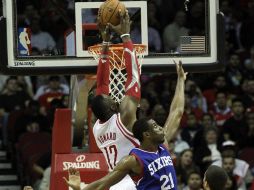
left=90, top=10, right=141, bottom=190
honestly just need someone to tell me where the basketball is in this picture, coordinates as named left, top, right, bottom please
left=98, top=0, right=126, bottom=26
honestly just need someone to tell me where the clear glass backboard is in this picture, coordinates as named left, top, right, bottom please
left=0, top=0, right=224, bottom=74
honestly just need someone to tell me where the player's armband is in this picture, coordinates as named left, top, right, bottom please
left=96, top=53, right=110, bottom=95
left=123, top=41, right=141, bottom=100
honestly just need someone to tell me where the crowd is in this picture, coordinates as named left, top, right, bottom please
left=0, top=0, right=254, bottom=190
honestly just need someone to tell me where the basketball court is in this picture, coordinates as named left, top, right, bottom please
left=0, top=0, right=225, bottom=190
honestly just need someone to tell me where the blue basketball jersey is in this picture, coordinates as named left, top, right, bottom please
left=129, top=144, right=178, bottom=190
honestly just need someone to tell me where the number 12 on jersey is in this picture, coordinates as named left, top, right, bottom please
left=103, top=145, right=118, bottom=170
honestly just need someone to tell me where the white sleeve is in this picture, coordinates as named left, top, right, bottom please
left=34, top=86, right=45, bottom=100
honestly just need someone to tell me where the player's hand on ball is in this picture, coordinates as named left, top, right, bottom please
left=97, top=19, right=111, bottom=42
left=108, top=9, right=130, bottom=35
left=97, top=15, right=110, bottom=42
left=102, top=25, right=111, bottom=42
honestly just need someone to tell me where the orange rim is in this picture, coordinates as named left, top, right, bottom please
left=88, top=43, right=147, bottom=57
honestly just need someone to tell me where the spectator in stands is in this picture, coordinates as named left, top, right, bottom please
left=193, top=127, right=221, bottom=175
left=201, top=113, right=216, bottom=129
left=183, top=170, right=203, bottom=190
left=222, top=154, right=242, bottom=190
left=163, top=10, right=189, bottom=52
left=187, top=80, right=208, bottom=113
left=181, top=93, right=203, bottom=128
left=241, top=79, right=254, bottom=110
left=34, top=76, right=69, bottom=110
left=25, top=120, right=40, bottom=133
left=203, top=75, right=227, bottom=109
left=0, top=76, right=31, bottom=113
left=14, top=100, right=50, bottom=141
left=30, top=16, right=56, bottom=54
left=210, top=91, right=232, bottom=127
left=0, top=75, right=33, bottom=97
left=175, top=149, right=200, bottom=187
left=213, top=141, right=253, bottom=189
left=225, top=54, right=244, bottom=94
left=0, top=75, right=33, bottom=147
left=221, top=151, right=253, bottom=190
left=192, top=113, right=218, bottom=149
left=221, top=98, right=249, bottom=149
left=181, top=112, right=202, bottom=146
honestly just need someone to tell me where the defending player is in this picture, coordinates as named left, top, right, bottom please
left=64, top=61, right=187, bottom=190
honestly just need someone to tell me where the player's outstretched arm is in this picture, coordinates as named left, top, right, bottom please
left=64, top=155, right=140, bottom=190
left=164, top=61, right=187, bottom=146
left=75, top=76, right=96, bottom=129
left=109, top=10, right=140, bottom=131
left=96, top=23, right=111, bottom=96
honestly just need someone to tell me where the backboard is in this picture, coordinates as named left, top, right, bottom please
left=0, top=0, right=224, bottom=74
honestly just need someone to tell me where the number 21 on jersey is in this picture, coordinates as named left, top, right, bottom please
left=160, top=172, right=175, bottom=190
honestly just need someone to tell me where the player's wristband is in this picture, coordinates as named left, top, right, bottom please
left=120, top=33, right=130, bottom=38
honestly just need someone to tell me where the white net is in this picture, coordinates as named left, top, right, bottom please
left=88, top=44, right=146, bottom=103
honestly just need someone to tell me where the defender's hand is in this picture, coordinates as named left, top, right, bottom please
left=63, top=168, right=81, bottom=190
left=174, top=60, right=187, bottom=80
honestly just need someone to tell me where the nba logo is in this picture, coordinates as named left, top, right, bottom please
left=18, top=27, right=31, bottom=56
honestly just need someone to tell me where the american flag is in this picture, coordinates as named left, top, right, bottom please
left=180, top=36, right=206, bottom=53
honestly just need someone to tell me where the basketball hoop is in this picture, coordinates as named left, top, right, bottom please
left=88, top=43, right=146, bottom=103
